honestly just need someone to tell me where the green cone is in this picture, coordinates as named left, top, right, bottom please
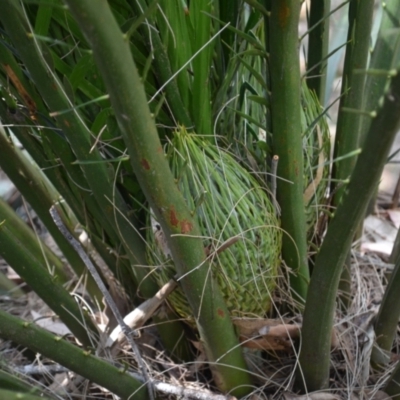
left=147, top=128, right=282, bottom=320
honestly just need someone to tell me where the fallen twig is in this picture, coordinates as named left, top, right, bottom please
left=107, top=279, right=177, bottom=351
left=50, top=205, right=155, bottom=400
left=13, top=363, right=235, bottom=400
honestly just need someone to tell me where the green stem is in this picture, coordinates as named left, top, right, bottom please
left=268, top=1, right=309, bottom=302
left=0, top=0, right=153, bottom=296
left=0, top=390, right=53, bottom=400
left=297, top=66, right=400, bottom=392
left=0, top=309, right=147, bottom=400
left=0, top=110, right=124, bottom=294
left=152, top=309, right=193, bottom=362
left=306, top=0, right=331, bottom=104
left=332, top=0, right=375, bottom=313
left=0, top=127, right=103, bottom=304
left=190, top=0, right=213, bottom=136
left=0, top=270, right=25, bottom=298
left=385, top=357, right=400, bottom=398
left=359, top=1, right=400, bottom=144
left=0, top=370, right=42, bottom=396
left=373, top=252, right=400, bottom=363
left=62, top=0, right=253, bottom=395
left=0, top=198, right=97, bottom=348
left=128, top=0, right=193, bottom=128
left=332, top=0, right=375, bottom=204
left=218, top=0, right=239, bottom=76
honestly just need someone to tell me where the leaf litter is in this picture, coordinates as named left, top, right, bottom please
left=1, top=175, right=400, bottom=399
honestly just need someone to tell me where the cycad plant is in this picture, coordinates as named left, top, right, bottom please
left=1, top=1, right=400, bottom=399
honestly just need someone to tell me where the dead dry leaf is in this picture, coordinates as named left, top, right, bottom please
left=107, top=279, right=177, bottom=351
left=233, top=318, right=338, bottom=351
left=31, top=310, right=71, bottom=336
left=362, top=215, right=397, bottom=256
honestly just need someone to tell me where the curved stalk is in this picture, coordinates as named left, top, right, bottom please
left=332, top=0, right=375, bottom=204
left=0, top=370, right=42, bottom=395
left=62, top=0, right=253, bottom=395
left=0, top=0, right=153, bottom=296
left=306, top=0, right=331, bottom=104
left=332, top=0, right=375, bottom=309
left=0, top=309, right=147, bottom=400
left=360, top=1, right=400, bottom=143
left=0, top=198, right=97, bottom=348
left=127, top=0, right=193, bottom=128
left=297, top=66, right=400, bottom=392
left=268, top=1, right=309, bottom=302
left=0, top=127, right=103, bottom=304
left=190, top=0, right=214, bottom=136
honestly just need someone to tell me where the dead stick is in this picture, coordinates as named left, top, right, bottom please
left=49, top=205, right=154, bottom=400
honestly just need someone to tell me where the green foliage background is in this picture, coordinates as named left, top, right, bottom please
left=1, top=1, right=400, bottom=398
